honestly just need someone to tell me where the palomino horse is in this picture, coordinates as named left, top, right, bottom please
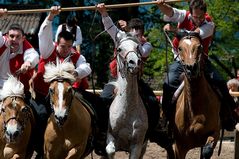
left=173, top=33, right=221, bottom=159
left=43, top=61, right=93, bottom=159
left=106, top=34, right=148, bottom=159
left=0, top=76, right=35, bottom=159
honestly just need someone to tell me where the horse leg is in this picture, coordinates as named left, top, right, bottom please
left=129, top=144, right=143, bottom=159
left=166, top=145, right=175, bottom=159
left=106, top=133, right=116, bottom=159
left=139, top=141, right=148, bottom=159
left=173, top=143, right=187, bottom=159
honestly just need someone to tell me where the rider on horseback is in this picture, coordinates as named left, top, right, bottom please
left=156, top=0, right=238, bottom=135
left=96, top=3, right=167, bottom=155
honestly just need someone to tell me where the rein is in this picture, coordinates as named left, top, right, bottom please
left=116, top=37, right=141, bottom=78
left=48, top=79, right=74, bottom=126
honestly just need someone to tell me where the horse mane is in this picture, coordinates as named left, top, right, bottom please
left=0, top=75, right=24, bottom=99
left=115, top=31, right=140, bottom=47
left=44, top=61, right=76, bottom=83
left=176, top=30, right=202, bottom=42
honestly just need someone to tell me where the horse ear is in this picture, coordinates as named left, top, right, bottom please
left=0, top=102, right=5, bottom=114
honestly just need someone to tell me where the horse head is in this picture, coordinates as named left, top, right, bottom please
left=44, top=61, right=76, bottom=127
left=177, top=31, right=204, bottom=79
left=115, top=33, right=142, bottom=78
left=0, top=76, right=31, bottom=143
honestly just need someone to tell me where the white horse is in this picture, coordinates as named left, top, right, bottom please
left=106, top=34, right=148, bottom=159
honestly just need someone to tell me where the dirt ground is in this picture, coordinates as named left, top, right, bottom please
left=86, top=139, right=235, bottom=159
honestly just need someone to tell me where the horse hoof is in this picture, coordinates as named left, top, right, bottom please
left=106, top=142, right=115, bottom=156
left=202, top=144, right=213, bottom=159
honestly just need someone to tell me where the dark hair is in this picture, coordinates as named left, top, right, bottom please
left=57, top=31, right=74, bottom=43
left=127, top=18, right=144, bottom=34
left=189, top=0, right=207, bottom=13
left=8, top=23, right=24, bottom=35
left=66, top=14, right=77, bottom=27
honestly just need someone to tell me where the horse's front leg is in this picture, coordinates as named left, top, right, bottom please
left=11, top=154, right=21, bottom=159
left=106, top=133, right=116, bottom=159
left=65, top=142, right=88, bottom=159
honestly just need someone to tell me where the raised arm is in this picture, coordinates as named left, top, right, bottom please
left=96, top=3, right=124, bottom=43
left=38, top=6, right=61, bottom=59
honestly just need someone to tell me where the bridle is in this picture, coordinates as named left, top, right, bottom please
left=115, top=36, right=142, bottom=78
left=48, top=78, right=74, bottom=126
left=178, top=35, right=203, bottom=80
left=0, top=96, right=31, bottom=142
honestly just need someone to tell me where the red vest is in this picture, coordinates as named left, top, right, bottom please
left=33, top=47, right=88, bottom=96
left=173, top=11, right=213, bottom=55
left=0, top=39, right=35, bottom=94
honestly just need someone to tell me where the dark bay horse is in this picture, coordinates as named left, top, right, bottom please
left=43, top=61, right=93, bottom=159
left=173, top=33, right=221, bottom=159
left=106, top=34, right=148, bottom=159
left=0, top=76, right=35, bottom=159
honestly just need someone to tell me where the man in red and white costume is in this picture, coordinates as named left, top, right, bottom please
left=30, top=6, right=91, bottom=158
left=0, top=8, right=39, bottom=101
left=156, top=0, right=238, bottom=132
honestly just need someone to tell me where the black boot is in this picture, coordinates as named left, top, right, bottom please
left=148, top=83, right=175, bottom=148
left=93, top=129, right=107, bottom=156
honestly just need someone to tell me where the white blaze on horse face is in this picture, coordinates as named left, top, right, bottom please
left=183, top=39, right=193, bottom=59
left=54, top=82, right=66, bottom=117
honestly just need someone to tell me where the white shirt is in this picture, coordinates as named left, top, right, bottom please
left=0, top=32, right=39, bottom=89
left=55, top=24, right=83, bottom=47
left=38, top=19, right=91, bottom=79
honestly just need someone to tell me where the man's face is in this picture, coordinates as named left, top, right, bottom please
left=57, top=38, right=73, bottom=58
left=130, top=28, right=143, bottom=38
left=7, top=29, right=24, bottom=53
left=191, top=8, right=205, bottom=27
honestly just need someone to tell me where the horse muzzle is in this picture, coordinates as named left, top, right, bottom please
left=4, top=121, right=22, bottom=143
left=55, top=114, right=68, bottom=126
left=185, top=63, right=200, bottom=78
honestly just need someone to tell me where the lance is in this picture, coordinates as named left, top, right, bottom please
left=6, top=0, right=188, bottom=14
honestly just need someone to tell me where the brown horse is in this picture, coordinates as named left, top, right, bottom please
left=172, top=33, right=221, bottom=159
left=0, top=76, right=35, bottom=159
left=43, top=61, right=93, bottom=159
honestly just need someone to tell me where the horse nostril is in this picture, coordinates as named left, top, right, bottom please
left=129, top=60, right=135, bottom=65
left=13, top=130, right=20, bottom=138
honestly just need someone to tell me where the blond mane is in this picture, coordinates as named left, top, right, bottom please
left=0, top=75, right=24, bottom=99
left=43, top=61, right=76, bottom=83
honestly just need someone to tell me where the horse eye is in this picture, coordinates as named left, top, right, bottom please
left=117, top=48, right=122, bottom=52
left=67, top=86, right=72, bottom=92
left=21, top=106, right=28, bottom=113
left=49, top=88, right=54, bottom=94
left=178, top=47, right=182, bottom=52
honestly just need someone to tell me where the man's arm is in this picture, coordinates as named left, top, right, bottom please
left=96, top=3, right=124, bottom=43
left=38, top=6, right=60, bottom=59
left=74, top=55, right=92, bottom=79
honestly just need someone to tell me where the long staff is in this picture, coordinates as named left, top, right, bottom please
left=7, top=0, right=188, bottom=14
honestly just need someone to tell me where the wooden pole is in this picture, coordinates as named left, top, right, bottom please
left=7, top=0, right=188, bottom=14
left=86, top=89, right=239, bottom=97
